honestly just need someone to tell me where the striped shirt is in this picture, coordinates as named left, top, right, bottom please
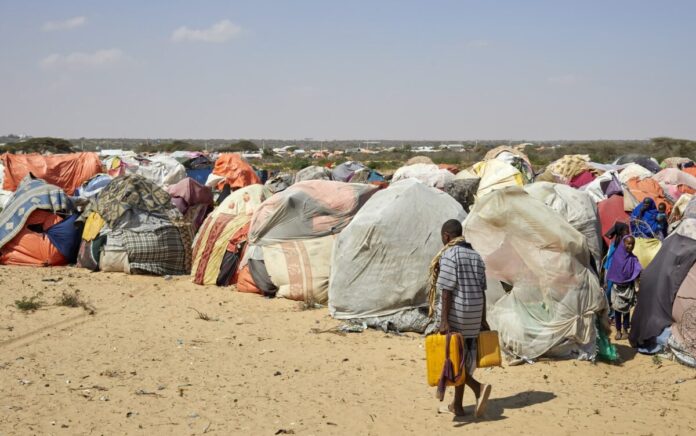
left=436, top=244, right=487, bottom=338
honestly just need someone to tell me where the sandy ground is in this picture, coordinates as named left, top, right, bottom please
left=1, top=267, right=695, bottom=435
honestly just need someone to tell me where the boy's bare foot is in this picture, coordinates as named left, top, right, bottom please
left=475, top=384, right=492, bottom=418
left=615, top=331, right=622, bottom=341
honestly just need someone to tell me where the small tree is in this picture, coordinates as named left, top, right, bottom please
left=220, top=140, right=259, bottom=153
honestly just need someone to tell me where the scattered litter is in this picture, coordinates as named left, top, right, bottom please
left=135, top=389, right=162, bottom=397
left=18, top=379, right=31, bottom=385
left=275, top=430, right=295, bottom=435
left=339, top=322, right=367, bottom=333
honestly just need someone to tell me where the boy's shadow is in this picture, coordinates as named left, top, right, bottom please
left=452, top=390, right=556, bottom=426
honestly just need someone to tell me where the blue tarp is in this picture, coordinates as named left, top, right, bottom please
left=46, top=214, right=81, bottom=263
left=186, top=168, right=212, bottom=185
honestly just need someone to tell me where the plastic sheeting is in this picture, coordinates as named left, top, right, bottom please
left=210, top=153, right=261, bottom=190
left=468, top=159, right=524, bottom=198
left=463, top=187, right=606, bottom=360
left=524, top=182, right=603, bottom=269
left=249, top=180, right=378, bottom=246
left=264, top=235, right=335, bottom=304
left=295, top=166, right=333, bottom=183
left=392, top=163, right=454, bottom=190
left=1, top=152, right=103, bottom=195
left=132, top=155, right=187, bottom=188
left=332, top=161, right=366, bottom=182
left=653, top=168, right=696, bottom=190
left=618, top=163, right=653, bottom=183
left=329, top=179, right=467, bottom=321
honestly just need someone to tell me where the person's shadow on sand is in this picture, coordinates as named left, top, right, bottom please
left=451, top=390, right=556, bottom=426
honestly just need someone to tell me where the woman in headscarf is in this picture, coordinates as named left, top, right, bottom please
left=630, top=198, right=660, bottom=238
left=606, top=235, right=643, bottom=340
left=603, top=222, right=630, bottom=315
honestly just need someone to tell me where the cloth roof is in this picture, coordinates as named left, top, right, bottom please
left=0, top=176, right=73, bottom=249
left=1, top=152, right=102, bottom=195
left=392, top=163, right=455, bottom=190
left=329, top=179, right=467, bottom=321
left=463, top=187, right=605, bottom=360
left=249, top=180, right=378, bottom=245
left=211, top=153, right=261, bottom=190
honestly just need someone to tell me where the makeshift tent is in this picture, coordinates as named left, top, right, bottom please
left=463, top=159, right=524, bottom=198
left=265, top=173, right=294, bottom=193
left=264, top=235, right=336, bottom=303
left=294, top=166, right=333, bottom=183
left=167, top=177, right=213, bottom=233
left=597, top=195, right=630, bottom=247
left=248, top=180, right=378, bottom=246
left=581, top=171, right=623, bottom=203
left=329, top=179, right=467, bottom=328
left=614, top=154, right=662, bottom=173
left=75, top=174, right=112, bottom=200
left=484, top=146, right=535, bottom=182
left=464, top=187, right=606, bottom=361
left=669, top=261, right=696, bottom=367
left=662, top=157, right=692, bottom=169
left=190, top=184, right=270, bottom=286
left=630, top=218, right=696, bottom=352
left=618, top=163, right=654, bottom=183
left=207, top=153, right=261, bottom=190
left=625, top=177, right=671, bottom=214
left=392, top=163, right=454, bottom=190
left=653, top=168, right=696, bottom=191
left=444, top=178, right=480, bottom=213
left=77, top=174, right=189, bottom=276
left=0, top=177, right=78, bottom=266
left=524, top=182, right=603, bottom=269
left=138, top=155, right=187, bottom=187
left=546, top=155, right=593, bottom=184
left=405, top=156, right=434, bottom=166
left=332, top=161, right=366, bottom=182
left=1, top=152, right=103, bottom=195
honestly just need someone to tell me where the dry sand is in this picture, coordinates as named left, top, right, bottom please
left=1, top=266, right=695, bottom=435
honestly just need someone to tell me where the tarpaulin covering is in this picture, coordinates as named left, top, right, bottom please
left=132, top=155, right=187, bottom=188
left=0, top=209, right=68, bottom=266
left=82, top=174, right=179, bottom=228
left=614, top=154, right=661, bottom=173
left=653, top=168, right=696, bottom=191
left=167, top=177, right=213, bottom=215
left=618, top=163, right=653, bottom=183
left=466, top=159, right=524, bottom=198
left=524, top=182, right=603, bottom=269
left=671, top=262, right=696, bottom=366
left=1, top=152, right=103, bottom=195
left=463, top=187, right=605, bottom=360
left=264, top=235, right=336, bottom=303
left=332, top=161, right=366, bottom=182
left=329, top=179, right=467, bottom=321
left=190, top=184, right=270, bottom=286
left=121, top=226, right=187, bottom=276
left=249, top=180, right=378, bottom=246
left=626, top=177, right=671, bottom=214
left=630, top=220, right=696, bottom=348
left=45, top=214, right=81, bottom=262
left=210, top=153, right=260, bottom=190
left=0, top=176, right=73, bottom=249
left=392, top=163, right=454, bottom=190
left=295, top=166, right=332, bottom=183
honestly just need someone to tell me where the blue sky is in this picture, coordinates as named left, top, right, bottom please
left=1, top=0, right=695, bottom=140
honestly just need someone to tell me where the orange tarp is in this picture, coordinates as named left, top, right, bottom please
left=0, top=210, right=66, bottom=266
left=626, top=178, right=672, bottom=214
left=212, top=154, right=260, bottom=190
left=1, top=152, right=103, bottom=195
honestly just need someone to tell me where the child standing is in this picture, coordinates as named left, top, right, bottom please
left=606, top=235, right=643, bottom=340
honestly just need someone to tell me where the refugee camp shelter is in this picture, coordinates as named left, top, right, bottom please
left=77, top=174, right=189, bottom=276
left=0, top=177, right=79, bottom=266
left=207, top=153, right=260, bottom=190
left=1, top=152, right=102, bottom=195
left=190, top=184, right=270, bottom=286
left=464, top=187, right=606, bottom=361
left=329, top=179, right=467, bottom=331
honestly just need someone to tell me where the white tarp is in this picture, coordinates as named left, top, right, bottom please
left=133, top=155, right=187, bottom=188
left=329, top=179, right=466, bottom=320
left=392, top=163, right=454, bottom=190
left=619, top=163, right=653, bottom=183
left=463, top=187, right=606, bottom=361
left=524, top=182, right=603, bottom=269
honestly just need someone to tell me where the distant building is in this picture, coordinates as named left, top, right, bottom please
left=440, top=144, right=465, bottom=150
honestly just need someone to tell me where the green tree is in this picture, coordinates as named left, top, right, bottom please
left=5, top=137, right=75, bottom=153
left=219, top=140, right=259, bottom=153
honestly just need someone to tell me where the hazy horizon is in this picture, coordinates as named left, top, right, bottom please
left=2, top=1, right=695, bottom=140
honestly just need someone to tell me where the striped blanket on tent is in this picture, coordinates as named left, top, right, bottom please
left=0, top=176, right=73, bottom=249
